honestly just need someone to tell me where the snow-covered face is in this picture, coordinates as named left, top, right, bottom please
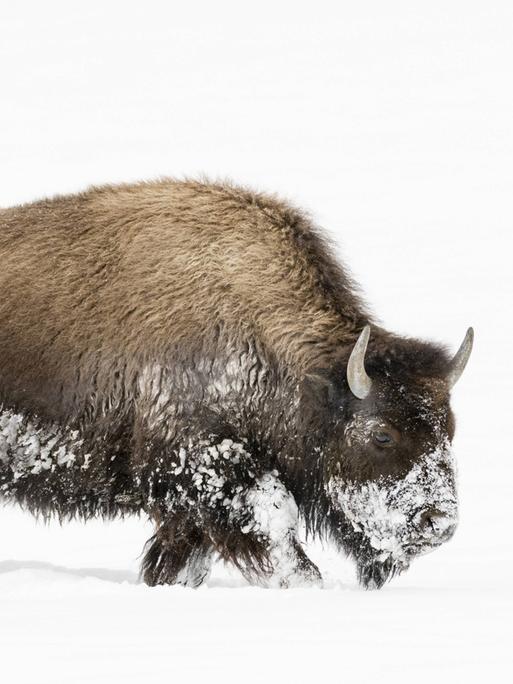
left=326, top=380, right=458, bottom=588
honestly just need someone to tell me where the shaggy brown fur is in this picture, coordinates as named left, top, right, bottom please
left=0, top=179, right=368, bottom=422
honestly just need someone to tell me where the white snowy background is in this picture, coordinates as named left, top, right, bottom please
left=1, top=1, right=511, bottom=682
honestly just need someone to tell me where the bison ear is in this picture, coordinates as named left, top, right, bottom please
left=302, top=368, right=342, bottom=409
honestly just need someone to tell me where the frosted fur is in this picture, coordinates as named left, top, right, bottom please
left=0, top=407, right=87, bottom=484
left=328, top=441, right=458, bottom=567
left=344, top=415, right=388, bottom=447
left=236, top=473, right=322, bottom=588
left=150, top=438, right=252, bottom=510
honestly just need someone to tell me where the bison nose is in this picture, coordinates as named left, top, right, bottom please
left=419, top=508, right=457, bottom=539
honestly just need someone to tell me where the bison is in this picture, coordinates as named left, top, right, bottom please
left=0, top=179, right=472, bottom=589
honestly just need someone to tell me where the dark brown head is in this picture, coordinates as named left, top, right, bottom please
left=324, top=325, right=473, bottom=588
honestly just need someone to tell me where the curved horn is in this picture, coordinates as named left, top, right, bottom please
left=347, top=325, right=372, bottom=399
left=447, top=327, right=474, bottom=389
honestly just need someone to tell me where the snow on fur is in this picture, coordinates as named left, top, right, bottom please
left=328, top=441, right=458, bottom=566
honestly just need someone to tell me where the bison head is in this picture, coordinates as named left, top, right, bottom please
left=324, top=325, right=473, bottom=589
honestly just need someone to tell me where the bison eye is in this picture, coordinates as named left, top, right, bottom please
left=373, top=430, right=395, bottom=448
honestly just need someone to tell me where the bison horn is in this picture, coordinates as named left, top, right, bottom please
left=347, top=325, right=372, bottom=399
left=447, top=327, right=474, bottom=388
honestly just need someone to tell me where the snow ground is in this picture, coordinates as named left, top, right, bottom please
left=1, top=1, right=512, bottom=682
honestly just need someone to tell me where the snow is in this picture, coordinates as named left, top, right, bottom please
left=1, top=1, right=512, bottom=682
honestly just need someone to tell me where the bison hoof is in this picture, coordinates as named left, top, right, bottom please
left=268, top=551, right=323, bottom=589
left=143, top=566, right=209, bottom=588
left=279, top=568, right=323, bottom=589
left=143, top=558, right=212, bottom=589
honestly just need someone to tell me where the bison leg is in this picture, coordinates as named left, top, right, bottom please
left=141, top=514, right=213, bottom=588
left=138, top=434, right=320, bottom=588
left=215, top=472, right=322, bottom=588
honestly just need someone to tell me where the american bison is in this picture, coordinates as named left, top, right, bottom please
left=0, top=179, right=472, bottom=588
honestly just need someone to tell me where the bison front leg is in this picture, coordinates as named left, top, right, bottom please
left=139, top=435, right=320, bottom=588
left=221, top=472, right=322, bottom=588
left=141, top=514, right=214, bottom=588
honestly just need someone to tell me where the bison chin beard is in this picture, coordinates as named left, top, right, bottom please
left=356, top=555, right=410, bottom=590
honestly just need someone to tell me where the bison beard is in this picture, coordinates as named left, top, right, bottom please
left=0, top=179, right=469, bottom=589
